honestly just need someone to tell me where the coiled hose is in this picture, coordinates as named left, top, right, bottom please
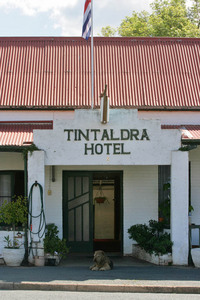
left=28, top=181, right=46, bottom=256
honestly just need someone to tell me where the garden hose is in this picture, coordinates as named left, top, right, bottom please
left=28, top=181, right=46, bottom=256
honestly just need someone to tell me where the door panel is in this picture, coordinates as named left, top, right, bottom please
left=63, top=172, right=93, bottom=253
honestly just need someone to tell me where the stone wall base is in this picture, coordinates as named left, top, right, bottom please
left=132, top=244, right=172, bottom=266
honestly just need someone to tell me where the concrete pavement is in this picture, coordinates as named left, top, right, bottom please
left=0, top=256, right=200, bottom=293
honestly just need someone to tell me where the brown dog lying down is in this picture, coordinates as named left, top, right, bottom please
left=90, top=250, right=113, bottom=271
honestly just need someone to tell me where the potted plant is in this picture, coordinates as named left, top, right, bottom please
left=94, top=183, right=108, bottom=204
left=0, top=196, right=28, bottom=266
left=44, top=223, right=69, bottom=266
left=128, top=220, right=173, bottom=265
left=94, top=196, right=107, bottom=204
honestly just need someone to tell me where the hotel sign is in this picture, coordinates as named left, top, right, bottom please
left=33, top=110, right=180, bottom=165
left=64, top=128, right=150, bottom=155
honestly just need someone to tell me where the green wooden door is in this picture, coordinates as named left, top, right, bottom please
left=63, top=172, right=93, bottom=253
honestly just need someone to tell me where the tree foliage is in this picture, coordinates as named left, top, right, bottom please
left=0, top=196, right=27, bottom=227
left=100, top=26, right=117, bottom=37
left=149, top=0, right=200, bottom=37
left=100, top=0, right=200, bottom=37
left=188, top=0, right=200, bottom=28
left=118, top=11, right=151, bottom=36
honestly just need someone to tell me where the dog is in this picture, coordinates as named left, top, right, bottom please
left=90, top=250, right=113, bottom=271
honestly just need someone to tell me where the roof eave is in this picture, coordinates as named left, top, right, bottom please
left=182, top=139, right=200, bottom=145
left=0, top=145, right=27, bottom=152
left=1, top=106, right=200, bottom=111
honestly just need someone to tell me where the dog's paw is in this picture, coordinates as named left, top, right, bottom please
left=90, top=266, right=99, bottom=271
left=99, top=266, right=111, bottom=271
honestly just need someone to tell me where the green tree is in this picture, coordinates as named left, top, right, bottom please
left=188, top=0, right=200, bottom=28
left=118, top=11, right=151, bottom=36
left=100, top=0, right=200, bottom=37
left=149, top=0, right=200, bottom=37
left=100, top=26, right=117, bottom=37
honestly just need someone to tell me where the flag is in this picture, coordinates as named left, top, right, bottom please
left=82, top=0, right=92, bottom=40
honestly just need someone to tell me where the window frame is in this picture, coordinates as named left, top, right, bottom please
left=0, top=171, right=15, bottom=205
left=0, top=170, right=24, bottom=230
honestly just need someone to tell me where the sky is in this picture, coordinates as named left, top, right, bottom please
left=0, top=0, right=153, bottom=37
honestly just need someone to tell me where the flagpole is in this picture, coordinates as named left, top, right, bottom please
left=91, top=0, right=94, bottom=109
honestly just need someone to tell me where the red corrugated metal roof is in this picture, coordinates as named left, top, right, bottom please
left=0, top=121, right=53, bottom=146
left=162, top=125, right=200, bottom=140
left=0, top=37, right=200, bottom=110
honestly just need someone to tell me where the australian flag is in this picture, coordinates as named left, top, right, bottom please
left=82, top=0, right=92, bottom=40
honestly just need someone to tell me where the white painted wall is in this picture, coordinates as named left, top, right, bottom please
left=0, top=153, right=24, bottom=170
left=28, top=151, right=45, bottom=242
left=27, top=151, right=45, bottom=261
left=123, top=166, right=158, bottom=254
left=139, top=111, right=200, bottom=125
left=1, top=109, right=200, bottom=125
left=44, top=165, right=63, bottom=237
left=171, top=151, right=189, bottom=265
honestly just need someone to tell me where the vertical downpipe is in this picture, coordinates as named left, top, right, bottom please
left=23, top=152, right=29, bottom=265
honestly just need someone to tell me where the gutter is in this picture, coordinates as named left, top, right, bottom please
left=182, top=140, right=200, bottom=145
left=0, top=146, right=24, bottom=152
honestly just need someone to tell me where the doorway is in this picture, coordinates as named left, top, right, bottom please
left=93, top=172, right=122, bottom=253
left=63, top=171, right=123, bottom=254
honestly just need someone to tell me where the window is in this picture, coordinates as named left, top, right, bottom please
left=0, top=171, right=24, bottom=206
left=158, top=165, right=170, bottom=226
left=0, top=171, right=24, bottom=228
left=0, top=173, right=13, bottom=206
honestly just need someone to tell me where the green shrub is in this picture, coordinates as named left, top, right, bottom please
left=0, top=196, right=27, bottom=227
left=128, top=219, right=172, bottom=256
left=0, top=196, right=27, bottom=249
left=44, top=223, right=69, bottom=258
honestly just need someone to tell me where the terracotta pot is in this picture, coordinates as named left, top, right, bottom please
left=95, top=197, right=106, bottom=203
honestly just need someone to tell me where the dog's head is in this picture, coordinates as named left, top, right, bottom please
left=93, top=250, right=105, bottom=264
